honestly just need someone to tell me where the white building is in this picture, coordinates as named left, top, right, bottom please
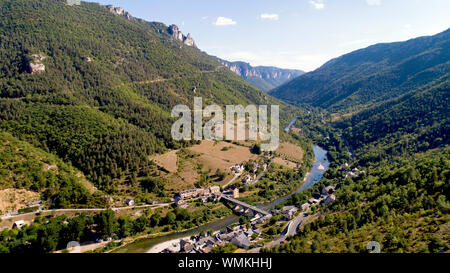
left=125, top=199, right=135, bottom=206
left=13, top=220, right=25, bottom=229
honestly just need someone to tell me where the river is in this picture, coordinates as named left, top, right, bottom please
left=113, top=144, right=329, bottom=253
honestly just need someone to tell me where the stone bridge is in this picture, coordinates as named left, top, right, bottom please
left=220, top=194, right=271, bottom=217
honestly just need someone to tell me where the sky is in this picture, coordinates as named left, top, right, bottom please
left=85, top=0, right=450, bottom=71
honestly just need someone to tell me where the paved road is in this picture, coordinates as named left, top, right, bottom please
left=249, top=212, right=306, bottom=252
left=286, top=213, right=306, bottom=236
left=1, top=203, right=171, bottom=221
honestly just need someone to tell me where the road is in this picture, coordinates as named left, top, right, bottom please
left=222, top=173, right=241, bottom=189
left=246, top=166, right=270, bottom=186
left=248, top=212, right=306, bottom=253
left=286, top=213, right=306, bottom=236
left=1, top=203, right=171, bottom=221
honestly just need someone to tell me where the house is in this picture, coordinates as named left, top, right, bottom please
left=232, top=187, right=239, bottom=198
left=301, top=203, right=310, bottom=212
left=231, top=232, right=250, bottom=248
left=254, top=214, right=273, bottom=225
left=282, top=206, right=298, bottom=220
left=242, top=175, right=252, bottom=184
left=218, top=232, right=235, bottom=242
left=209, top=186, right=221, bottom=195
left=324, top=194, right=336, bottom=205
left=245, top=229, right=255, bottom=239
left=179, top=188, right=206, bottom=200
left=176, top=199, right=188, bottom=208
left=197, top=237, right=216, bottom=250
left=258, top=162, right=268, bottom=171
left=230, top=164, right=244, bottom=174
left=308, top=198, right=320, bottom=205
left=180, top=240, right=194, bottom=253
left=252, top=228, right=261, bottom=235
left=322, top=186, right=335, bottom=196
left=270, top=209, right=282, bottom=215
left=346, top=172, right=359, bottom=179
left=125, top=199, right=135, bottom=206
left=13, top=220, right=25, bottom=229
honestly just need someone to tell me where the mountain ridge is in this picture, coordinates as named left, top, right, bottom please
left=216, top=57, right=304, bottom=92
left=270, top=28, right=450, bottom=112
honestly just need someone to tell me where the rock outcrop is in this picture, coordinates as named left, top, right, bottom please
left=168, top=24, right=196, bottom=47
left=106, top=5, right=132, bottom=20
left=216, top=58, right=304, bottom=92
left=27, top=54, right=46, bottom=74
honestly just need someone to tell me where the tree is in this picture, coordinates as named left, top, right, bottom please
left=150, top=212, right=162, bottom=227
left=36, top=221, right=61, bottom=253
left=133, top=216, right=150, bottom=233
left=252, top=144, right=262, bottom=155
left=94, top=209, right=117, bottom=239
left=117, top=215, right=132, bottom=237
left=165, top=212, right=176, bottom=225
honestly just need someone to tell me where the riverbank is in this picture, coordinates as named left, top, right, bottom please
left=146, top=236, right=190, bottom=253
left=109, top=214, right=239, bottom=253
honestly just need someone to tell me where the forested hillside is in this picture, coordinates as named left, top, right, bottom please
left=264, top=28, right=450, bottom=253
left=0, top=131, right=95, bottom=208
left=339, top=73, right=450, bottom=164
left=270, top=29, right=450, bottom=112
left=266, top=147, right=450, bottom=253
left=0, top=0, right=298, bottom=205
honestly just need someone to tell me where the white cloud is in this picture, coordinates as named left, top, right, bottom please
left=260, top=13, right=279, bottom=21
left=213, top=17, right=237, bottom=26
left=366, top=0, right=381, bottom=6
left=309, top=0, right=325, bottom=10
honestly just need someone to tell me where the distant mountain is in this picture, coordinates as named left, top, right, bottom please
left=271, top=29, right=450, bottom=112
left=216, top=58, right=304, bottom=92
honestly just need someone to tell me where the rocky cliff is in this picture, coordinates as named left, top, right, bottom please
left=217, top=58, right=304, bottom=92
left=106, top=5, right=132, bottom=20
left=168, top=24, right=196, bottom=47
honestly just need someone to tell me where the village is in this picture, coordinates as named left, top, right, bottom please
left=161, top=176, right=337, bottom=253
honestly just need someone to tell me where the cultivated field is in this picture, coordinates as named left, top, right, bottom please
left=187, top=140, right=258, bottom=172
left=276, top=142, right=304, bottom=163
left=149, top=140, right=257, bottom=191
left=273, top=157, right=298, bottom=169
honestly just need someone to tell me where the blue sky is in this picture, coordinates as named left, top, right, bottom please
left=85, top=0, right=450, bottom=71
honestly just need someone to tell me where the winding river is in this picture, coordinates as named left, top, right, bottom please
left=113, top=144, right=329, bottom=253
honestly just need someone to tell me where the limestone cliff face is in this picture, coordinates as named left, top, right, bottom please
left=106, top=5, right=132, bottom=20
left=168, top=25, right=196, bottom=47
left=217, top=58, right=304, bottom=92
